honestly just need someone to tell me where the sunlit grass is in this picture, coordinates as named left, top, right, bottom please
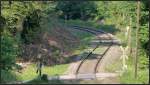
left=92, top=47, right=106, bottom=54
left=42, top=64, right=69, bottom=76
left=119, top=66, right=149, bottom=84
left=16, top=63, right=69, bottom=81
left=119, top=57, right=149, bottom=84
left=105, top=51, right=149, bottom=84
left=16, top=64, right=37, bottom=81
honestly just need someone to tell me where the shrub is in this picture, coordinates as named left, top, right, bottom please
left=41, top=74, right=48, bottom=81
left=1, top=30, right=19, bottom=71
left=21, top=9, right=42, bottom=44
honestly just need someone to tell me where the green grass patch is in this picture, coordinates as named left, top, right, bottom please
left=42, top=64, right=69, bottom=76
left=65, top=26, right=95, bottom=55
left=92, top=47, right=106, bottom=54
left=120, top=66, right=149, bottom=84
left=16, top=64, right=37, bottom=81
left=65, top=26, right=94, bottom=40
left=119, top=57, right=149, bottom=84
left=15, top=63, right=69, bottom=81
left=105, top=49, right=149, bottom=84
left=64, top=19, right=119, bottom=34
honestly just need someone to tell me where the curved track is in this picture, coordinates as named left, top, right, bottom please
left=69, top=25, right=114, bottom=74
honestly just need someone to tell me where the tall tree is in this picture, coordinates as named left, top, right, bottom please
left=55, top=1, right=97, bottom=20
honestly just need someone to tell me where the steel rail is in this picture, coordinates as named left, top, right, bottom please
left=70, top=25, right=113, bottom=75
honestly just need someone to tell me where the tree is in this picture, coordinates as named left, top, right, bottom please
left=135, top=1, right=140, bottom=78
left=21, top=9, right=42, bottom=44
left=55, top=1, right=97, bottom=20
left=1, top=30, right=19, bottom=71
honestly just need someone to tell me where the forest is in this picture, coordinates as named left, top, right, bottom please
left=0, top=1, right=149, bottom=84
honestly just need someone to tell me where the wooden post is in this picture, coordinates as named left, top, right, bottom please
left=135, top=1, right=140, bottom=79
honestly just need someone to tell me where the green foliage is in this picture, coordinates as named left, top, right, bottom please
left=21, top=9, right=42, bottom=44
left=0, top=16, right=6, bottom=31
left=1, top=70, right=18, bottom=83
left=120, top=67, right=149, bottom=84
left=0, top=30, right=19, bottom=71
left=2, top=2, right=31, bottom=35
left=41, top=74, right=48, bottom=81
left=16, top=63, right=69, bottom=81
left=99, top=1, right=136, bottom=28
left=1, top=1, right=149, bottom=84
left=139, top=23, right=149, bottom=47
left=139, top=2, right=149, bottom=55
left=1, top=1, right=51, bottom=36
left=56, top=1, right=97, bottom=20
left=119, top=57, right=149, bottom=84
left=139, top=49, right=149, bottom=69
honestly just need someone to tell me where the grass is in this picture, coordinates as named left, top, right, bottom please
left=63, top=19, right=120, bottom=34
left=16, top=64, right=37, bottom=81
left=105, top=56, right=149, bottom=84
left=120, top=67, right=149, bottom=84
left=0, top=70, right=18, bottom=83
left=119, top=57, right=149, bottom=84
left=64, top=26, right=95, bottom=55
left=65, top=25, right=94, bottom=40
left=16, top=63, right=69, bottom=81
left=42, top=64, right=69, bottom=76
left=63, top=19, right=138, bottom=48
left=104, top=47, right=149, bottom=84
left=106, top=55, right=149, bottom=84
left=92, top=47, right=106, bottom=54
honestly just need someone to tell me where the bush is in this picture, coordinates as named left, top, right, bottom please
left=0, top=70, right=17, bottom=83
left=41, top=74, right=48, bottom=81
left=0, top=30, right=19, bottom=71
left=21, top=9, right=42, bottom=44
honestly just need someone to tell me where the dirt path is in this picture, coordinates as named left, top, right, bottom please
left=97, top=45, right=122, bottom=72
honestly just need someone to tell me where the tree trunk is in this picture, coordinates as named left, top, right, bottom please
left=0, top=1, right=1, bottom=16
left=128, top=17, right=132, bottom=56
left=135, top=1, right=140, bottom=79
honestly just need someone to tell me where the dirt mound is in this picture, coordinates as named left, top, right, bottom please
left=21, top=26, right=80, bottom=66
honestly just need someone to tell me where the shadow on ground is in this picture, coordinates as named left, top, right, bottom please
left=25, top=75, right=120, bottom=84
left=66, top=52, right=102, bottom=63
left=98, top=24, right=120, bottom=35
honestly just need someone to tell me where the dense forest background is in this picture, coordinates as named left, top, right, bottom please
left=0, top=1, right=149, bottom=84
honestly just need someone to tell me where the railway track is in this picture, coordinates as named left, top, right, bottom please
left=69, top=25, right=114, bottom=75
